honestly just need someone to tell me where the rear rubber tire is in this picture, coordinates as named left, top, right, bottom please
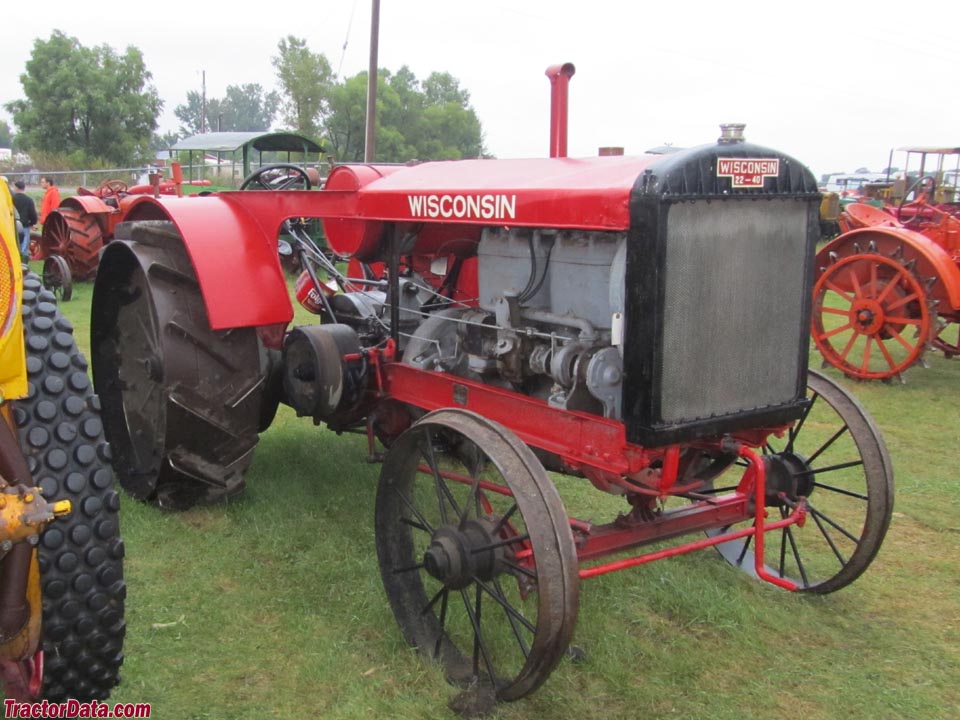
left=15, top=273, right=125, bottom=700
left=91, top=221, right=265, bottom=510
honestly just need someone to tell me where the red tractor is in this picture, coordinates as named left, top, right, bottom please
left=89, top=64, right=893, bottom=702
left=811, top=151, right=960, bottom=381
left=36, top=167, right=213, bottom=286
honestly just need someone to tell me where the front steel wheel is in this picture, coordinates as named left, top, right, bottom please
left=376, top=409, right=579, bottom=701
left=707, top=371, right=893, bottom=594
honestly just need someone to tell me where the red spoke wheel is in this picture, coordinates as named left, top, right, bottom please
left=705, top=371, right=893, bottom=594
left=812, top=253, right=932, bottom=380
left=376, top=409, right=579, bottom=701
left=40, top=208, right=103, bottom=281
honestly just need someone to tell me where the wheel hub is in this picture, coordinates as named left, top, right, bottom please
left=763, top=452, right=813, bottom=505
left=423, top=519, right=504, bottom=589
left=850, top=298, right=885, bottom=335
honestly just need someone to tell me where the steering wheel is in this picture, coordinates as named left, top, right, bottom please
left=97, top=179, right=128, bottom=198
left=240, top=164, right=312, bottom=191
left=898, top=175, right=937, bottom=225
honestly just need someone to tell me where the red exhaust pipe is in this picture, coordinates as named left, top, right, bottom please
left=545, top=63, right=576, bottom=158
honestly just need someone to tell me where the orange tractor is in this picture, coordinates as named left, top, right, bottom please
left=35, top=165, right=210, bottom=288
left=812, top=147, right=960, bottom=381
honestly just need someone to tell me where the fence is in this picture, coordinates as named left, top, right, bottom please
left=5, top=160, right=332, bottom=193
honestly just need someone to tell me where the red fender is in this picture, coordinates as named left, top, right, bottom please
left=117, top=196, right=294, bottom=330
left=817, top=226, right=960, bottom=312
left=59, top=195, right=116, bottom=216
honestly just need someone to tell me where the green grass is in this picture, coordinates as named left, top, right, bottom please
left=50, top=270, right=960, bottom=720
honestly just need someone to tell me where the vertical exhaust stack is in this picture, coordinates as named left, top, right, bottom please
left=546, top=63, right=576, bottom=158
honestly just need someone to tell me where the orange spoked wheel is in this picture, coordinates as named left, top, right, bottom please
left=40, top=208, right=103, bottom=281
left=812, top=252, right=933, bottom=381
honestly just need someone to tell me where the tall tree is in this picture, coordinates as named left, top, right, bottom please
left=174, top=91, right=207, bottom=136
left=218, top=84, right=280, bottom=132
left=5, top=31, right=161, bottom=165
left=175, top=84, right=280, bottom=135
left=321, top=65, right=485, bottom=163
left=150, top=131, right=181, bottom=152
left=272, top=36, right=333, bottom=138
left=0, top=120, right=12, bottom=149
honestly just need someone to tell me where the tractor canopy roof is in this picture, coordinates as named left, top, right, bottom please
left=169, top=131, right=324, bottom=180
left=896, top=146, right=960, bottom=156
left=171, top=131, right=323, bottom=154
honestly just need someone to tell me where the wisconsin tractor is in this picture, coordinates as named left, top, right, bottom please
left=90, top=64, right=893, bottom=702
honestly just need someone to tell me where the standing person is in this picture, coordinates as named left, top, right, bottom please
left=39, top=175, right=61, bottom=225
left=11, top=180, right=38, bottom=261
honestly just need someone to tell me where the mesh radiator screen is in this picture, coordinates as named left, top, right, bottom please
left=659, top=198, right=808, bottom=424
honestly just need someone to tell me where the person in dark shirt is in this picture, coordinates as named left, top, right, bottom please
left=11, top=180, right=37, bottom=261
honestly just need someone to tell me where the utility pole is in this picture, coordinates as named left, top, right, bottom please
left=201, top=70, right=207, bottom=134
left=364, top=0, right=380, bottom=162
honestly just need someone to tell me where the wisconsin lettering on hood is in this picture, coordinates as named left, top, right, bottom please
left=407, top=194, right=517, bottom=220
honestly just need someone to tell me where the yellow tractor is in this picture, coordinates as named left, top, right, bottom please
left=0, top=178, right=124, bottom=701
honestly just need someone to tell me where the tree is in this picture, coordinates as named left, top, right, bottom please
left=5, top=31, right=161, bottom=165
left=320, top=65, right=485, bottom=163
left=150, top=131, right=181, bottom=152
left=174, top=84, right=280, bottom=135
left=174, top=91, right=206, bottom=136
left=218, top=84, right=280, bottom=132
left=272, top=36, right=333, bottom=138
left=0, top=120, right=12, bottom=149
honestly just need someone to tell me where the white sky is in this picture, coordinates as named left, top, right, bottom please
left=1, top=0, right=958, bottom=180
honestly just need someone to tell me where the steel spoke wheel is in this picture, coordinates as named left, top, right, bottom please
left=376, top=409, right=579, bottom=701
left=708, top=371, right=893, bottom=594
left=41, top=255, right=72, bottom=302
left=812, top=252, right=932, bottom=380
left=933, top=318, right=960, bottom=358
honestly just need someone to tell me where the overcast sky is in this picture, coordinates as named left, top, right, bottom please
left=2, top=0, right=958, bottom=180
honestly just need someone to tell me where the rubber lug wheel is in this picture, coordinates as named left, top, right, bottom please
left=91, top=221, right=266, bottom=510
left=376, top=409, right=579, bottom=701
left=13, top=273, right=125, bottom=699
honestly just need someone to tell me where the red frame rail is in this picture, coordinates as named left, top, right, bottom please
left=382, top=362, right=807, bottom=592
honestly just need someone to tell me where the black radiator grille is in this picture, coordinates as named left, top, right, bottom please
left=659, top=198, right=808, bottom=423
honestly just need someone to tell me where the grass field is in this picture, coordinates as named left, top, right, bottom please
left=47, top=269, right=959, bottom=720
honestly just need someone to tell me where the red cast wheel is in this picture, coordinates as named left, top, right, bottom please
left=812, top=252, right=933, bottom=381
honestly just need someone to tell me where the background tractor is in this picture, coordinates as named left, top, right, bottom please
left=0, top=179, right=124, bottom=701
left=35, top=164, right=209, bottom=286
left=89, top=64, right=893, bottom=703
left=812, top=148, right=960, bottom=381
